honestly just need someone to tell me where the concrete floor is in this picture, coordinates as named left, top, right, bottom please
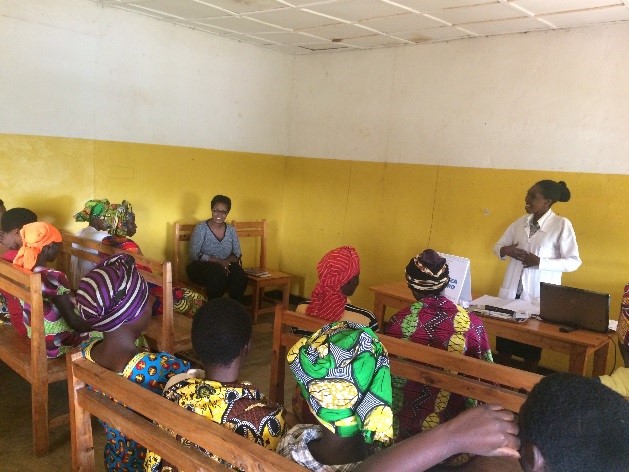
left=1, top=318, right=523, bottom=472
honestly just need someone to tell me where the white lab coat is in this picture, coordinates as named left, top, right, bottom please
left=70, top=226, right=109, bottom=289
left=493, top=209, right=581, bottom=305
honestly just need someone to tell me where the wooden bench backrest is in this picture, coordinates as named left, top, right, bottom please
left=67, top=351, right=306, bottom=472
left=172, top=223, right=196, bottom=285
left=59, top=232, right=175, bottom=353
left=0, top=259, right=45, bottom=381
left=270, top=306, right=542, bottom=413
left=0, top=259, right=68, bottom=455
left=232, top=220, right=267, bottom=270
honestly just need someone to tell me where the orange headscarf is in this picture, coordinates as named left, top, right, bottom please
left=13, top=222, right=62, bottom=271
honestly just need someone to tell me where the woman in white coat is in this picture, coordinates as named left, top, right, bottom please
left=493, top=180, right=581, bottom=371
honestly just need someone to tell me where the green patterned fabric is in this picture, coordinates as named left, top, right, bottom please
left=74, top=199, right=110, bottom=222
left=287, top=321, right=393, bottom=444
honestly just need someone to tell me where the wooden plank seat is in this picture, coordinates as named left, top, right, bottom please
left=173, top=220, right=291, bottom=323
left=270, top=306, right=543, bottom=413
left=59, top=232, right=192, bottom=354
left=67, top=351, right=307, bottom=472
left=0, top=259, right=66, bottom=456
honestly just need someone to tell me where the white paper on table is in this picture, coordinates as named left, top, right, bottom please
left=470, top=295, right=540, bottom=315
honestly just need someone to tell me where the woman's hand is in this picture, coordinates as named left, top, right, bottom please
left=218, top=259, right=231, bottom=273
left=446, top=404, right=520, bottom=459
left=500, top=244, right=519, bottom=259
left=52, top=293, right=92, bottom=332
left=512, top=249, right=540, bottom=268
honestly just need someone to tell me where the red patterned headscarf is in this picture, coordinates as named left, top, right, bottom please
left=306, top=246, right=360, bottom=321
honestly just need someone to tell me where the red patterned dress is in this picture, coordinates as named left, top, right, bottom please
left=385, top=296, right=493, bottom=453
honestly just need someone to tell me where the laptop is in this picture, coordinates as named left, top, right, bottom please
left=539, top=282, right=610, bottom=333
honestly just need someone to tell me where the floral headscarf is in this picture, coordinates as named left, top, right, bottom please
left=103, top=200, right=134, bottom=237
left=73, top=199, right=110, bottom=223
left=288, top=321, right=393, bottom=444
left=405, top=249, right=450, bottom=294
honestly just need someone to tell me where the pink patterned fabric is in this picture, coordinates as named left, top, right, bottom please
left=385, top=296, right=493, bottom=448
left=618, top=282, right=629, bottom=350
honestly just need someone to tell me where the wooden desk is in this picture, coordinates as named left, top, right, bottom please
left=370, top=281, right=612, bottom=377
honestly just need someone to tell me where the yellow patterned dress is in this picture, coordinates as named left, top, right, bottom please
left=144, top=376, right=285, bottom=471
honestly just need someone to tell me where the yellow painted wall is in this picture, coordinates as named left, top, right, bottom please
left=2, top=133, right=627, bottom=372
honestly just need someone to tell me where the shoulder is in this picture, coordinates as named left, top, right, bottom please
left=143, top=351, right=189, bottom=371
left=226, top=224, right=238, bottom=236
left=192, top=222, right=209, bottom=234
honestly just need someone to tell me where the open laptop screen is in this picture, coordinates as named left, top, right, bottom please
left=539, top=282, right=610, bottom=333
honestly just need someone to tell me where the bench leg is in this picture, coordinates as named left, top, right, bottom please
left=68, top=352, right=95, bottom=471
left=251, top=283, right=261, bottom=324
left=281, top=282, right=290, bottom=308
left=32, top=382, right=49, bottom=456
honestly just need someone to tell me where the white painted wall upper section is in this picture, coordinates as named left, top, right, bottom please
left=289, top=23, right=629, bottom=174
left=1, top=1, right=627, bottom=173
left=0, top=0, right=292, bottom=156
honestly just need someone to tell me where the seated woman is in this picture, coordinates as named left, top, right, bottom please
left=384, top=249, right=493, bottom=464
left=292, top=246, right=379, bottom=423
left=144, top=297, right=285, bottom=471
left=0, top=208, right=38, bottom=326
left=0, top=207, right=37, bottom=260
left=297, top=246, right=378, bottom=331
left=70, top=198, right=111, bottom=288
left=99, top=200, right=205, bottom=318
left=186, top=195, right=248, bottom=302
left=8, top=222, right=89, bottom=356
left=278, top=321, right=394, bottom=470
left=75, top=254, right=190, bottom=472
left=279, top=321, right=519, bottom=472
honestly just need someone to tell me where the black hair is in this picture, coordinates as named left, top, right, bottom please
left=191, top=298, right=252, bottom=366
left=519, top=372, right=629, bottom=472
left=0, top=199, right=4, bottom=206
left=535, top=180, right=571, bottom=204
left=210, top=195, right=231, bottom=212
left=1, top=208, right=37, bottom=232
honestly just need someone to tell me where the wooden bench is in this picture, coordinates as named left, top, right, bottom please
left=0, top=259, right=66, bottom=456
left=67, top=350, right=307, bottom=471
left=59, top=232, right=192, bottom=354
left=173, top=220, right=291, bottom=323
left=270, top=306, right=542, bottom=413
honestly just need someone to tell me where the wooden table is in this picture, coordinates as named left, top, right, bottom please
left=370, top=281, right=612, bottom=377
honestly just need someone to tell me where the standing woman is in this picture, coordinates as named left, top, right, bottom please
left=494, top=180, right=581, bottom=370
left=186, top=195, right=248, bottom=302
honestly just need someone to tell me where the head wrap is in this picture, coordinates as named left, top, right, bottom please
left=76, top=253, right=148, bottom=332
left=13, top=222, right=62, bottom=271
left=405, top=249, right=450, bottom=294
left=103, top=200, right=133, bottom=237
left=287, top=321, right=393, bottom=444
left=73, top=199, right=110, bottom=222
left=306, top=246, right=360, bottom=321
